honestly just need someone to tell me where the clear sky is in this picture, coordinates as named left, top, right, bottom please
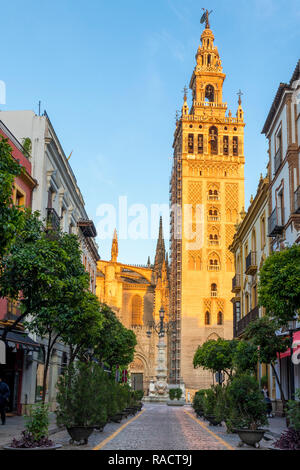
left=1, top=0, right=299, bottom=264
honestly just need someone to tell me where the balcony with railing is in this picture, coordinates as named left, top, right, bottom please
left=274, top=148, right=282, bottom=175
left=245, top=252, right=257, bottom=275
left=208, top=240, right=220, bottom=246
left=46, top=208, right=61, bottom=232
left=208, top=265, right=220, bottom=272
left=5, top=300, right=21, bottom=322
left=235, top=306, right=259, bottom=337
left=232, top=274, right=241, bottom=293
left=268, top=208, right=284, bottom=237
left=294, top=186, right=300, bottom=214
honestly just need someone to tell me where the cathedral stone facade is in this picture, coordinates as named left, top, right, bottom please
left=96, top=219, right=169, bottom=394
left=169, top=19, right=245, bottom=394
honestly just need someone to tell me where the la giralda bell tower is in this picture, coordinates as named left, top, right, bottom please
left=169, top=12, right=245, bottom=394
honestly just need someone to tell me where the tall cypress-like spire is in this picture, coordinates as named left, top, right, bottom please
left=111, top=229, right=118, bottom=263
left=154, top=217, right=166, bottom=275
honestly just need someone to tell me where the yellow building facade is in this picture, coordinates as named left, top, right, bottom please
left=170, top=17, right=245, bottom=394
left=96, top=220, right=169, bottom=393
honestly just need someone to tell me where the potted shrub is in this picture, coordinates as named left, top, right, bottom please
left=214, top=385, right=239, bottom=434
left=192, top=390, right=206, bottom=418
left=168, top=388, right=184, bottom=406
left=134, top=390, right=144, bottom=411
left=227, top=374, right=268, bottom=448
left=274, top=389, right=300, bottom=450
left=56, top=362, right=106, bottom=445
left=107, top=383, right=123, bottom=423
left=203, top=386, right=222, bottom=426
left=4, top=403, right=61, bottom=451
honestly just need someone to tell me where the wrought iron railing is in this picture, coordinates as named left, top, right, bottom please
left=46, top=208, right=61, bottom=231
left=245, top=252, right=257, bottom=274
left=232, top=274, right=241, bottom=292
left=274, top=148, right=282, bottom=174
left=235, top=306, right=259, bottom=337
left=294, top=186, right=300, bottom=214
left=268, top=208, right=284, bottom=237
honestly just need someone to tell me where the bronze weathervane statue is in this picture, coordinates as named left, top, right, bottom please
left=200, top=8, right=213, bottom=29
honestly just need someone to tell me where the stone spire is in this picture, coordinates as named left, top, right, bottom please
left=182, top=86, right=189, bottom=117
left=236, top=89, right=244, bottom=121
left=111, top=229, right=118, bottom=263
left=154, top=217, right=166, bottom=275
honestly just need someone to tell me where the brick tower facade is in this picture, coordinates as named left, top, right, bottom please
left=169, top=16, right=245, bottom=394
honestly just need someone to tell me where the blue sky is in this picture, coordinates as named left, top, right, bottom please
left=1, top=0, right=299, bottom=264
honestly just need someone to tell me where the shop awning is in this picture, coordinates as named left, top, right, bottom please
left=277, top=331, right=300, bottom=360
left=0, top=329, right=41, bottom=353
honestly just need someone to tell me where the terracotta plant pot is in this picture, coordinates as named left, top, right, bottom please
left=66, top=426, right=94, bottom=445
left=235, top=429, right=266, bottom=448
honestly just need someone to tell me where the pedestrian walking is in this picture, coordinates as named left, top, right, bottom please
left=262, top=385, right=273, bottom=418
left=0, top=376, right=10, bottom=425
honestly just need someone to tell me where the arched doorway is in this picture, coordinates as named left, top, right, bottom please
left=130, top=357, right=145, bottom=392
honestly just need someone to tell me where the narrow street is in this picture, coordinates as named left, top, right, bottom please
left=93, top=405, right=233, bottom=451
left=53, top=404, right=256, bottom=451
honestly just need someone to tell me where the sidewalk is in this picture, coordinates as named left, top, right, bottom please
left=0, top=413, right=62, bottom=448
left=0, top=408, right=289, bottom=450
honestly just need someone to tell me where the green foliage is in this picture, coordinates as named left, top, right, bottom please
left=0, top=212, right=69, bottom=325
left=169, top=388, right=182, bottom=401
left=193, top=338, right=239, bottom=377
left=24, top=403, right=50, bottom=441
left=203, top=386, right=223, bottom=416
left=227, top=374, right=268, bottom=430
left=134, top=390, right=144, bottom=401
left=59, top=290, right=104, bottom=364
left=258, top=245, right=300, bottom=326
left=287, top=390, right=300, bottom=431
left=94, top=304, right=137, bottom=369
left=56, top=362, right=109, bottom=427
left=244, top=317, right=290, bottom=365
left=22, top=137, right=32, bottom=158
left=261, top=376, right=268, bottom=388
left=192, top=390, right=206, bottom=413
left=0, top=136, right=25, bottom=258
left=232, top=340, right=259, bottom=374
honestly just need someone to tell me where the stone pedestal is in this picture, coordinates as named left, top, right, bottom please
left=145, top=335, right=169, bottom=403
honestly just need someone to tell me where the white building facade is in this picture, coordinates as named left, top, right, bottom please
left=0, top=109, right=100, bottom=411
left=262, top=60, right=300, bottom=403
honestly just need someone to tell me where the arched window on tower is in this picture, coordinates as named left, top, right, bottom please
left=188, top=134, right=194, bottom=154
left=205, top=85, right=214, bottom=102
left=208, top=208, right=219, bottom=222
left=198, top=134, right=204, bottom=154
left=217, top=312, right=223, bottom=325
left=208, top=188, right=219, bottom=201
left=208, top=253, right=220, bottom=271
left=211, top=284, right=218, bottom=297
left=223, top=136, right=229, bottom=155
left=132, top=295, right=142, bottom=327
left=233, top=137, right=239, bottom=156
left=205, top=311, right=211, bottom=325
left=209, top=126, right=218, bottom=154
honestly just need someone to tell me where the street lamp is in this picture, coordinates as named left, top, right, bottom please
left=146, top=306, right=176, bottom=401
left=147, top=307, right=175, bottom=339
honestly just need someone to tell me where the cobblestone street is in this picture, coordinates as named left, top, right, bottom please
left=51, top=404, right=281, bottom=451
